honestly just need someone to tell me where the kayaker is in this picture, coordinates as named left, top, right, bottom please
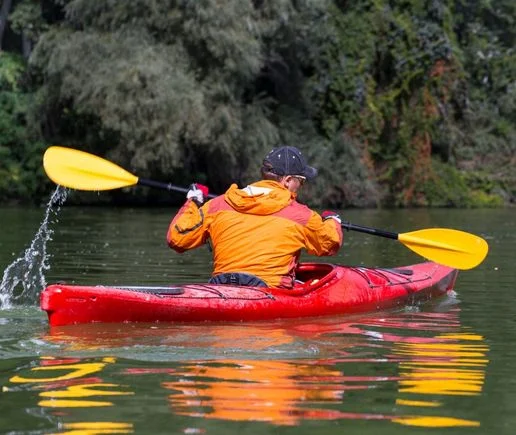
left=167, top=145, right=343, bottom=288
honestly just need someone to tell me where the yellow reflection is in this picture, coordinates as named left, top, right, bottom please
left=40, top=383, right=134, bottom=398
left=8, top=357, right=133, bottom=433
left=11, top=362, right=109, bottom=383
left=396, top=399, right=440, bottom=407
left=10, top=357, right=116, bottom=383
left=393, top=332, right=489, bottom=427
left=163, top=359, right=344, bottom=426
left=393, top=416, right=480, bottom=428
left=54, top=421, right=133, bottom=435
left=40, top=399, right=114, bottom=408
left=398, top=367, right=485, bottom=395
left=9, top=357, right=132, bottom=408
left=39, top=383, right=134, bottom=407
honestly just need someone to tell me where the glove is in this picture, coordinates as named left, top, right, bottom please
left=187, top=183, right=209, bottom=205
left=321, top=210, right=342, bottom=224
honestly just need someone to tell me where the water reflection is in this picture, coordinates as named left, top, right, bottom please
left=157, top=312, right=488, bottom=428
left=164, top=360, right=347, bottom=426
left=392, top=331, right=488, bottom=428
left=6, top=307, right=487, bottom=431
left=7, top=356, right=134, bottom=434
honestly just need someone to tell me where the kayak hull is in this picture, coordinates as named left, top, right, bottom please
left=40, top=262, right=458, bottom=326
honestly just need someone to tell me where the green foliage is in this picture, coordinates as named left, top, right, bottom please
left=303, top=0, right=515, bottom=206
left=30, top=1, right=318, bottom=191
left=304, top=0, right=460, bottom=206
left=9, top=0, right=49, bottom=43
left=416, top=159, right=505, bottom=208
left=1, top=0, right=514, bottom=206
left=0, top=52, right=48, bottom=203
left=0, top=51, right=25, bottom=90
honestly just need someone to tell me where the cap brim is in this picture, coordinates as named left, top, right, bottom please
left=302, top=165, right=318, bottom=180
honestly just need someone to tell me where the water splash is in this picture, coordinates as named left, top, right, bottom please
left=0, top=187, right=68, bottom=308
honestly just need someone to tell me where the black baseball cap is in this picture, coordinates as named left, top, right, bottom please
left=263, top=146, right=318, bottom=180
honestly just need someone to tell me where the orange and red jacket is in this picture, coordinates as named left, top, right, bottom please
left=167, top=180, right=343, bottom=288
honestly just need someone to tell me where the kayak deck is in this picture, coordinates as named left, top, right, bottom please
left=41, top=262, right=458, bottom=326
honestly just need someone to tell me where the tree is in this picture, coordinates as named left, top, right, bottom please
left=0, top=0, right=13, bottom=49
left=2, top=0, right=513, bottom=206
left=0, top=51, right=48, bottom=203
left=303, top=0, right=515, bottom=206
left=30, top=1, right=312, bottom=192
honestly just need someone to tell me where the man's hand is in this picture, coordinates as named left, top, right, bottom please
left=187, top=184, right=209, bottom=206
left=321, top=210, right=342, bottom=224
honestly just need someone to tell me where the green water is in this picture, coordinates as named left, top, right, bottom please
left=0, top=201, right=514, bottom=434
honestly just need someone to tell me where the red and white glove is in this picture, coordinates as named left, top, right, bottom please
left=187, top=183, right=209, bottom=206
left=321, top=210, right=342, bottom=224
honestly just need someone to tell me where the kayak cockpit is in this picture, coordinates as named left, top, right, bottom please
left=287, top=263, right=338, bottom=293
left=295, top=262, right=335, bottom=281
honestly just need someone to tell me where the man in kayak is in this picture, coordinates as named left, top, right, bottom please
left=167, top=145, right=343, bottom=288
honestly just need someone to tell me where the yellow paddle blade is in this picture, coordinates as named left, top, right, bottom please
left=43, top=146, right=139, bottom=191
left=398, top=228, right=489, bottom=270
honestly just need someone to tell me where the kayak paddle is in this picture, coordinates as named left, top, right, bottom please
left=342, top=222, right=488, bottom=270
left=43, top=146, right=217, bottom=198
left=43, top=146, right=488, bottom=269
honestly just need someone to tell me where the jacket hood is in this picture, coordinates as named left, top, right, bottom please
left=224, top=180, right=295, bottom=215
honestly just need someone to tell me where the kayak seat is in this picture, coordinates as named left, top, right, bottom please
left=295, top=263, right=335, bottom=282
left=291, top=263, right=336, bottom=290
left=209, top=272, right=267, bottom=287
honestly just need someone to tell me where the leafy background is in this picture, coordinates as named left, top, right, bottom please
left=1, top=0, right=514, bottom=207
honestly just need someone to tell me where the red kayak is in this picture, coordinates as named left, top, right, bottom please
left=41, top=262, right=457, bottom=326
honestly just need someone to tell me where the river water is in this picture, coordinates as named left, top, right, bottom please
left=0, top=197, right=514, bottom=434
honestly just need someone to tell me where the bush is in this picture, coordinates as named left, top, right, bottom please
left=0, top=52, right=48, bottom=203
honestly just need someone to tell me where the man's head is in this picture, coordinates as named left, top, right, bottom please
left=261, top=146, right=317, bottom=192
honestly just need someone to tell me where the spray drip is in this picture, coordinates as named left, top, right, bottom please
left=0, top=187, right=68, bottom=308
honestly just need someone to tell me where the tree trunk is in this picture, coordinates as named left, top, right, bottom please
left=22, top=32, right=31, bottom=58
left=0, top=0, right=14, bottom=50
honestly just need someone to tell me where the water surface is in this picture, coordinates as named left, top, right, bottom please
left=0, top=204, right=514, bottom=434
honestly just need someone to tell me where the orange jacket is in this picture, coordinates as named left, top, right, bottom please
left=167, top=180, right=343, bottom=287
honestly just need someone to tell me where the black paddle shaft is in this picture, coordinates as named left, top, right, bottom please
left=138, top=178, right=217, bottom=198
left=341, top=222, right=399, bottom=240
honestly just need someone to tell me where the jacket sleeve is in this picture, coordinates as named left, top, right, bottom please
left=302, top=211, right=343, bottom=256
left=167, top=199, right=210, bottom=253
